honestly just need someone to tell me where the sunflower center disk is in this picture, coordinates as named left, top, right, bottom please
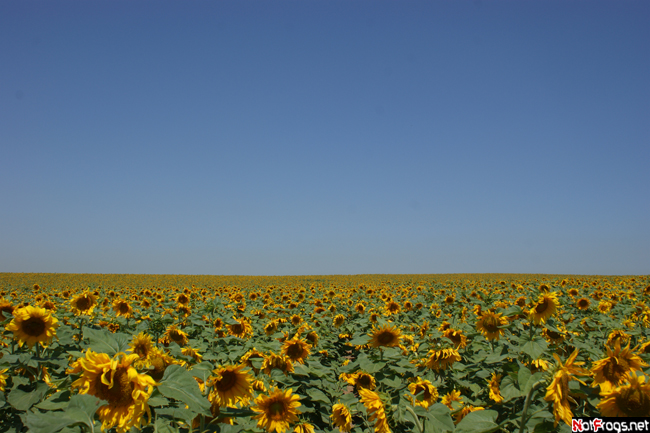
left=76, top=297, right=92, bottom=311
left=96, top=368, right=135, bottom=407
left=619, top=388, right=650, bottom=417
left=269, top=401, right=286, bottom=419
left=377, top=331, right=395, bottom=345
left=22, top=316, right=46, bottom=337
left=216, top=371, right=237, bottom=393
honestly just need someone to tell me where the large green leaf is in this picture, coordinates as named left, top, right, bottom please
left=519, top=335, right=548, bottom=360
left=8, top=382, right=50, bottom=411
left=25, top=394, right=102, bottom=433
left=82, top=327, right=130, bottom=356
left=425, top=403, right=455, bottom=433
left=158, top=364, right=211, bottom=416
left=454, top=409, right=500, bottom=433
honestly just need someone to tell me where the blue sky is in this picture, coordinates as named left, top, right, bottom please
left=1, top=1, right=648, bottom=276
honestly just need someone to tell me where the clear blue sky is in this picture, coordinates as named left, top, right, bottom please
left=1, top=1, right=648, bottom=276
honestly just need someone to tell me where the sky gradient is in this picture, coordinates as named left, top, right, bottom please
left=2, top=1, right=649, bottom=276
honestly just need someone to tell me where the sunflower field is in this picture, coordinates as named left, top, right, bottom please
left=0, top=272, right=649, bottom=433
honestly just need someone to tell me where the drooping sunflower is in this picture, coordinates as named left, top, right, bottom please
left=181, top=346, right=203, bottom=364
left=70, top=292, right=97, bottom=316
left=0, top=369, right=8, bottom=392
left=142, top=346, right=179, bottom=381
left=528, top=292, right=559, bottom=324
left=333, top=314, right=346, bottom=327
left=359, top=388, right=391, bottom=433
left=6, top=305, right=59, bottom=348
left=475, top=311, right=508, bottom=341
left=454, top=406, right=484, bottom=424
left=544, top=349, right=589, bottom=426
left=72, top=350, right=157, bottom=433
left=293, top=423, right=315, bottom=433
left=227, top=317, right=253, bottom=339
left=305, top=331, right=319, bottom=347
left=426, top=348, right=461, bottom=371
left=407, top=377, right=438, bottom=408
left=331, top=403, right=352, bottom=432
left=368, top=323, right=402, bottom=348
left=129, top=332, right=154, bottom=360
left=209, top=364, right=253, bottom=407
left=251, top=387, right=301, bottom=433
left=281, top=337, right=311, bottom=364
left=606, top=330, right=631, bottom=348
left=340, top=371, right=377, bottom=392
left=488, top=373, right=503, bottom=403
left=591, top=342, right=647, bottom=390
left=597, top=371, right=650, bottom=417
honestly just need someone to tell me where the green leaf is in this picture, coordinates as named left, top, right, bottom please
left=82, top=327, right=130, bottom=356
left=349, top=335, right=370, bottom=346
left=357, top=353, right=382, bottom=374
left=24, top=411, right=80, bottom=433
left=425, top=403, right=455, bottom=433
left=519, top=335, right=548, bottom=360
left=308, top=388, right=331, bottom=405
left=154, top=418, right=180, bottom=433
left=454, top=409, right=500, bottom=433
left=500, top=375, right=522, bottom=402
left=517, top=367, right=532, bottom=390
left=8, top=382, right=50, bottom=411
left=35, top=390, right=71, bottom=410
left=158, top=364, right=211, bottom=416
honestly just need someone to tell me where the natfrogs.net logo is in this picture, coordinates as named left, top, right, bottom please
left=572, top=417, right=650, bottom=433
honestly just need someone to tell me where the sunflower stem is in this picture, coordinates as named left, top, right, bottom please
left=404, top=405, right=424, bottom=433
left=518, top=379, right=545, bottom=433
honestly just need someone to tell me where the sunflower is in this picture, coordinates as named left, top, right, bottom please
left=488, top=373, right=503, bottom=403
left=606, top=330, right=631, bottom=348
left=475, top=311, right=508, bottom=341
left=454, top=406, right=484, bottom=424
left=597, top=371, right=650, bottom=417
left=112, top=298, right=133, bottom=318
left=6, top=305, right=59, bottom=348
left=293, top=423, right=315, bottom=433
left=333, top=314, right=346, bottom=327
left=162, top=325, right=189, bottom=347
left=340, top=371, right=377, bottom=392
left=544, top=349, right=589, bottom=426
left=385, top=300, right=401, bottom=315
left=441, top=390, right=463, bottom=410
left=331, top=403, right=352, bottom=432
left=368, top=323, right=402, bottom=348
left=576, top=298, right=591, bottom=310
left=359, top=388, right=391, bottom=433
left=425, top=348, right=461, bottom=371
left=0, top=369, right=8, bottom=392
left=281, top=337, right=311, bottom=364
left=251, top=387, right=301, bottom=433
left=0, top=299, right=15, bottom=321
left=443, top=328, right=468, bottom=349
left=70, top=292, right=97, bottom=316
left=175, top=293, right=190, bottom=306
left=262, top=353, right=295, bottom=376
left=227, top=317, right=253, bottom=339
left=591, top=342, right=647, bottom=390
left=305, top=331, right=319, bottom=347
left=407, top=377, right=438, bottom=408
left=129, top=332, right=154, bottom=360
left=355, top=303, right=366, bottom=314
left=181, top=347, right=203, bottom=364
left=529, top=292, right=559, bottom=324
left=142, top=347, right=179, bottom=381
left=209, top=364, right=253, bottom=407
left=72, top=350, right=157, bottom=433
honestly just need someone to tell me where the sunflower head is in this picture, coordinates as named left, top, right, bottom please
left=598, top=371, right=650, bottom=417
left=476, top=311, right=507, bottom=341
left=6, top=305, right=59, bottom=348
left=368, top=323, right=402, bottom=348
left=529, top=292, right=559, bottom=324
left=209, top=364, right=253, bottom=407
left=251, top=387, right=301, bottom=433
left=281, top=338, right=311, bottom=364
left=408, top=377, right=438, bottom=408
left=331, top=403, right=352, bottom=432
left=70, top=292, right=97, bottom=316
